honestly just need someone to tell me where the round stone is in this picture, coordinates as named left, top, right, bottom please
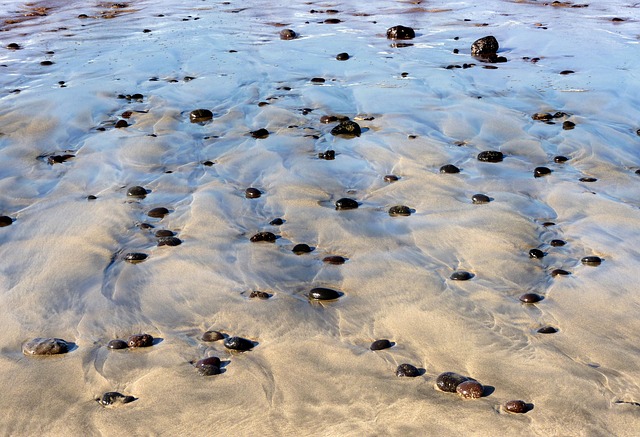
left=335, top=198, right=358, bottom=210
left=292, top=244, right=312, bottom=254
left=554, top=156, right=569, bottom=163
left=389, top=205, right=411, bottom=217
left=22, top=338, right=69, bottom=356
left=190, top=109, right=213, bottom=123
left=456, top=380, right=484, bottom=399
left=520, top=293, right=543, bottom=303
left=370, top=339, right=392, bottom=351
left=309, top=287, right=341, bottom=300
left=331, top=120, right=361, bottom=137
left=279, top=29, right=297, bottom=40
left=396, top=363, right=420, bottom=377
left=311, top=77, right=326, bottom=84
left=270, top=218, right=284, bottom=226
left=198, top=364, right=221, bottom=376
left=472, top=194, right=491, bottom=204
left=147, top=207, right=169, bottom=218
left=323, top=256, right=346, bottom=265
left=529, top=249, right=545, bottom=259
left=245, top=188, right=261, bottom=199
left=155, top=230, right=174, bottom=237
left=450, top=271, right=473, bottom=281
left=504, top=400, right=528, bottom=414
left=202, top=330, right=224, bottom=342
left=551, top=269, right=571, bottom=277
left=127, top=334, right=154, bottom=348
left=127, top=186, right=147, bottom=198
left=115, top=120, right=129, bottom=128
left=224, top=336, right=254, bottom=351
left=563, top=121, right=576, bottom=130
left=249, top=290, right=271, bottom=299
left=7, top=43, right=21, bottom=49
left=250, top=232, right=276, bottom=242
left=440, top=164, right=460, bottom=174
left=471, top=35, right=499, bottom=56
left=107, top=339, right=128, bottom=349
left=534, top=167, right=552, bottom=178
left=124, top=253, right=148, bottom=263
left=250, top=128, right=269, bottom=139
left=581, top=256, right=602, bottom=266
left=157, top=236, right=182, bottom=246
left=0, top=216, right=13, bottom=227
left=196, top=356, right=221, bottom=368
left=436, top=372, right=469, bottom=392
left=384, top=175, right=399, bottom=182
left=477, top=150, right=503, bottom=163
left=336, top=52, right=350, bottom=61
left=320, top=115, right=338, bottom=124
left=318, top=150, right=335, bottom=160
left=386, top=26, right=416, bottom=40
left=550, top=239, right=566, bottom=247
left=537, top=326, right=558, bottom=334
left=99, top=392, right=135, bottom=406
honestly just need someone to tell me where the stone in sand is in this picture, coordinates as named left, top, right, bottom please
left=534, top=167, right=552, bottom=178
left=323, top=256, right=346, bottom=265
left=250, top=232, right=277, bottom=242
left=250, top=128, right=269, bottom=139
left=190, top=109, right=213, bottom=123
left=279, top=29, right=297, bottom=40
left=0, top=216, right=13, bottom=227
left=440, top=164, right=460, bottom=174
left=250, top=291, right=271, bottom=299
left=389, top=205, right=411, bottom=217
left=436, top=372, right=470, bottom=392
left=472, top=194, right=491, bottom=204
left=99, top=392, right=135, bottom=406
left=520, top=293, right=543, bottom=303
left=245, top=188, right=261, bottom=198
left=319, top=150, right=335, bottom=160
left=127, top=186, right=147, bottom=198
left=386, top=26, right=415, bottom=40
left=202, top=331, right=224, bottom=342
left=537, top=326, right=558, bottom=334
left=554, top=156, right=569, bottom=163
left=107, top=339, right=128, bottom=349
left=87, top=195, right=97, bottom=201
left=384, top=175, right=399, bottom=182
left=115, top=120, right=129, bottom=128
left=563, top=121, right=575, bottom=130
left=581, top=256, right=602, bottom=266
left=224, top=336, right=254, bottom=351
left=471, top=36, right=499, bottom=56
left=336, top=52, right=350, bottom=61
left=335, top=198, right=358, bottom=210
left=148, top=207, right=169, bottom=218
left=157, top=236, right=182, bottom=246
left=7, top=43, right=21, bottom=50
left=309, top=287, right=341, bottom=300
left=270, top=218, right=284, bottom=226
left=370, top=339, right=393, bottom=351
left=320, top=115, right=339, bottom=124
left=529, top=249, right=544, bottom=259
left=292, top=244, right=312, bottom=254
left=124, top=253, right=148, bottom=263
left=127, top=333, right=154, bottom=348
left=396, top=363, right=420, bottom=377
left=198, top=364, right=221, bottom=376
left=551, top=269, right=571, bottom=277
left=47, top=154, right=75, bottom=165
left=579, top=177, right=597, bottom=182
left=456, top=380, right=484, bottom=399
left=450, top=271, right=473, bottom=281
left=155, top=230, right=175, bottom=237
left=22, top=338, right=69, bottom=356
left=195, top=356, right=221, bottom=369
left=504, top=400, right=529, bottom=413
left=550, top=239, right=566, bottom=247
left=331, top=120, right=361, bottom=137
left=477, top=150, right=503, bottom=163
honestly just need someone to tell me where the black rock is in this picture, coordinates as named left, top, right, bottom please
left=563, top=121, right=575, bottom=130
left=450, top=271, right=473, bottom=281
left=440, top=164, right=460, bottom=174
left=155, top=230, right=175, bottom=237
left=115, top=120, right=129, bottom=128
left=201, top=330, right=224, bottom=342
left=250, top=232, right=277, bottom=242
left=157, top=236, right=182, bottom=246
left=249, top=291, right=271, bottom=299
left=388, top=205, right=411, bottom=217
left=336, top=52, right=350, bottom=61
left=245, top=188, right=262, bottom=199
left=529, top=249, right=545, bottom=259
left=471, top=35, right=499, bottom=56
left=270, top=218, right=284, bottom=226
left=386, top=26, right=416, bottom=40
left=554, top=155, right=569, bottom=163
left=551, top=269, right=571, bottom=277
left=581, top=256, right=602, bottom=266
left=190, top=109, right=213, bottom=123
left=0, top=216, right=13, bottom=227
left=148, top=207, right=169, bottom=218
left=331, top=120, right=361, bottom=137
left=519, top=293, right=543, bottom=303
left=124, top=253, right=148, bottom=264
left=279, top=29, right=297, bottom=40
left=309, top=287, right=341, bottom=300
left=292, top=243, right=312, bottom=254
left=396, top=363, right=420, bottom=377
left=22, top=338, right=69, bottom=356
left=197, top=364, right=221, bottom=376
left=534, top=167, right=552, bottom=178
left=335, top=198, right=358, bottom=210
left=195, top=356, right=221, bottom=368
left=579, top=177, right=597, bottom=182
left=370, top=339, right=393, bottom=351
left=319, top=150, right=335, bottom=160
left=532, top=113, right=553, bottom=121
left=127, top=186, right=147, bottom=198
left=550, top=239, right=566, bottom=247
left=323, top=256, right=346, bottom=265
left=7, top=43, right=21, bottom=50
left=107, top=339, right=128, bottom=349
left=99, top=392, right=135, bottom=406
left=477, top=150, right=503, bottom=163
left=224, top=336, right=254, bottom=351
left=47, top=154, right=75, bottom=165
left=87, top=195, right=97, bottom=201
left=436, top=372, right=470, bottom=392
left=537, top=326, right=558, bottom=334
left=472, top=194, right=490, bottom=204
left=127, top=334, right=154, bottom=348
left=384, top=175, right=399, bottom=182
left=250, top=128, right=269, bottom=139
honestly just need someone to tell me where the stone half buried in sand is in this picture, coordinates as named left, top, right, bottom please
left=388, top=205, right=411, bottom=217
left=0, top=216, right=13, bottom=227
left=330, top=120, right=361, bottom=137
left=309, top=287, right=341, bottom=301
left=396, top=363, right=420, bottom=377
left=335, top=198, right=358, bottom=210
left=279, top=29, right=297, bottom=40
left=250, top=231, right=277, bottom=242
left=435, top=372, right=470, bottom=393
left=98, top=392, right=136, bottom=407
left=386, top=25, right=415, bottom=40
left=189, top=109, right=213, bottom=123
left=224, top=336, right=254, bottom=351
left=22, top=337, right=70, bottom=356
left=195, top=356, right=222, bottom=376
left=127, top=333, right=154, bottom=348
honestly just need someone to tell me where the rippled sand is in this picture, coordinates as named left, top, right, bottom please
left=1, top=0, right=640, bottom=435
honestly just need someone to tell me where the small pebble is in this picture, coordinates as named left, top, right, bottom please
left=270, top=218, right=284, bottom=226
left=147, top=207, right=169, bottom=218
left=456, top=380, right=484, bottom=399
left=436, top=372, right=469, bottom=392
left=224, top=336, right=254, bottom=351
left=157, top=236, right=182, bottom=246
left=324, top=18, right=341, bottom=24
left=40, top=61, right=54, bottom=66
left=190, top=109, right=213, bottom=123
left=472, top=194, right=490, bottom=204
left=292, top=244, right=312, bottom=254
left=534, top=167, right=552, bottom=178
left=309, top=287, right=341, bottom=300
left=389, top=205, right=411, bottom=217
left=22, top=338, right=69, bottom=356
left=550, top=239, right=566, bottom=247
left=128, top=334, right=153, bottom=348
left=335, top=198, right=358, bottom=210
left=384, top=175, right=399, bottom=182
left=250, top=128, right=269, bottom=139
left=331, top=120, right=361, bottom=137
left=155, top=230, right=174, bottom=237
left=323, top=256, right=346, bottom=265
left=370, top=339, right=393, bottom=351
left=563, top=121, right=575, bottom=130
left=197, top=364, right=221, bottom=376
left=196, top=356, right=221, bottom=368
left=386, top=25, right=416, bottom=40
left=319, top=150, right=335, bottom=160
left=310, top=77, right=326, bottom=83
left=440, top=164, right=460, bottom=174
left=202, top=330, right=224, bottom=342
left=551, top=269, right=571, bottom=277
left=124, top=253, right=148, bottom=264
left=554, top=156, right=569, bottom=163
left=127, top=186, right=147, bottom=198
left=250, top=232, right=276, bottom=242
left=579, top=177, right=597, bottom=182
left=99, top=392, right=135, bottom=407
left=107, top=339, right=128, bottom=349
left=529, top=249, right=545, bottom=259
left=532, top=113, right=553, bottom=121
left=279, top=29, right=297, bottom=40
left=477, top=150, right=503, bottom=163
left=537, top=326, right=558, bottom=334
left=504, top=400, right=528, bottom=414
left=0, top=216, right=13, bottom=227
left=245, top=188, right=261, bottom=199
left=520, top=293, right=543, bottom=303
left=320, top=115, right=338, bottom=124
left=581, top=256, right=602, bottom=266
left=249, top=291, right=271, bottom=299
left=47, top=154, right=75, bottom=165
left=336, top=52, right=350, bottom=61
left=560, top=70, right=575, bottom=75
left=115, top=120, right=128, bottom=128
left=396, top=363, right=420, bottom=377
left=7, top=43, right=21, bottom=50
left=87, top=195, right=97, bottom=201
left=450, top=271, right=473, bottom=281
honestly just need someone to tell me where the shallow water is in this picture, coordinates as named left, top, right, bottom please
left=1, top=0, right=640, bottom=435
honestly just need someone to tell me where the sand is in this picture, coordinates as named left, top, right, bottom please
left=1, top=0, right=640, bottom=435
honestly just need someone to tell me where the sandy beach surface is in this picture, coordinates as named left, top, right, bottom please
left=1, top=0, right=640, bottom=435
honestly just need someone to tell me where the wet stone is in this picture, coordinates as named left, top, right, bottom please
left=124, top=253, right=147, bottom=263
left=198, top=364, right=221, bottom=376
left=450, top=271, right=473, bottom=281
left=309, top=287, right=341, bottom=300
left=554, top=155, right=569, bottom=163
left=520, top=293, right=543, bottom=303
left=87, top=195, right=97, bottom=200
left=250, top=128, right=269, bottom=139
left=245, top=188, right=262, bottom=199
left=203, top=160, right=214, bottom=166
left=579, top=177, right=597, bottom=182
left=324, top=18, right=341, bottom=24
left=336, top=52, right=350, bottom=61
left=551, top=269, right=571, bottom=277
left=387, top=26, right=415, bottom=40
left=477, top=150, right=503, bottom=163
left=7, top=43, right=21, bottom=50
left=22, top=338, right=69, bottom=356
left=99, top=392, right=135, bottom=407
left=440, top=164, right=460, bottom=174
left=127, top=186, right=147, bottom=198
left=147, top=207, right=169, bottom=218
left=331, top=120, right=361, bottom=137
left=389, top=205, right=411, bottom=217
left=0, top=216, right=13, bottom=227
left=560, top=70, right=574, bottom=75
left=581, top=256, right=602, bottom=266
left=471, top=35, right=499, bottom=56
left=196, top=356, right=221, bottom=368
left=320, top=115, right=339, bottom=124
left=250, top=291, right=271, bottom=299
left=128, top=334, right=153, bottom=348
left=472, top=194, right=491, bottom=204
left=202, top=331, right=224, bottom=342
left=550, top=239, right=566, bottom=247
left=384, top=175, right=399, bottom=182
left=532, top=113, right=553, bottom=121
left=396, top=363, right=420, bottom=377
left=270, top=218, right=284, bottom=226
left=311, top=77, right=326, bottom=83
left=250, top=232, right=276, bottom=243
left=529, top=249, right=545, bottom=259
left=224, top=336, right=254, bottom=351
left=107, top=339, right=128, bottom=349
left=279, top=29, right=297, bottom=40
left=335, top=198, right=358, bottom=210
left=190, top=109, right=213, bottom=123
left=47, top=154, right=75, bottom=165
left=534, top=167, right=552, bottom=178
left=537, top=326, right=558, bottom=334
left=155, top=229, right=174, bottom=237
left=115, top=120, right=129, bottom=128
left=436, top=372, right=469, bottom=392
left=563, top=121, right=575, bottom=130
left=319, top=150, right=335, bottom=160
left=40, top=61, right=54, bottom=66
left=457, top=380, right=484, bottom=399
left=323, top=256, right=346, bottom=265
left=292, top=243, right=312, bottom=254
left=504, top=400, right=528, bottom=414
left=370, top=339, right=392, bottom=351
left=157, top=236, right=181, bottom=246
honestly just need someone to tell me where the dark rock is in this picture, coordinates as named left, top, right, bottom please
left=309, top=287, right=341, bottom=300
left=537, top=326, right=558, bottom=334
left=22, top=338, right=69, bottom=356
left=292, top=244, right=312, bottom=254
left=311, top=77, right=326, bottom=83
left=471, top=35, right=499, bottom=56
left=47, top=154, right=75, bottom=165
left=195, top=356, right=221, bottom=368
left=320, top=115, right=339, bottom=124
left=124, top=253, right=148, bottom=264
left=202, top=331, right=224, bottom=342
left=386, top=26, right=416, bottom=40
left=450, top=271, right=473, bottom=281
left=250, top=128, right=269, bottom=139
left=436, top=372, right=469, bottom=392
left=190, top=109, right=213, bottom=123
left=370, top=339, right=393, bottom=351
left=554, top=155, right=569, bottom=163
left=323, top=256, right=346, bottom=265
left=560, top=70, right=575, bottom=75
left=203, top=160, right=214, bottom=166
left=224, top=336, right=254, bottom=351
left=324, top=18, right=341, bottom=24
left=319, top=150, right=335, bottom=160
left=249, top=291, right=271, bottom=299
left=279, top=29, right=297, bottom=40
left=456, top=380, right=484, bottom=399
left=440, top=164, right=460, bottom=174
left=534, top=167, right=552, bottom=178
left=529, top=249, right=544, bottom=259
left=147, top=207, right=169, bottom=218
left=245, top=188, right=261, bottom=198
left=388, top=205, right=411, bottom=217
left=396, top=363, right=420, bottom=377
left=335, top=198, right=358, bottom=210
left=115, top=120, right=129, bottom=128
left=472, top=194, right=491, bottom=204
left=504, top=400, right=529, bottom=413
left=155, top=230, right=175, bottom=237
left=331, top=120, right=361, bottom=137
left=87, top=195, right=97, bottom=200
left=107, top=339, right=128, bottom=349
left=532, top=113, right=553, bottom=121
left=157, top=236, right=182, bottom=246
left=270, top=218, right=284, bottom=226
left=0, top=216, right=13, bottom=227
left=550, top=239, right=566, bottom=247
left=40, top=61, right=54, bottom=66
left=127, top=334, right=154, bottom=348
left=520, top=293, right=543, bottom=303
left=563, top=121, right=575, bottom=130
left=551, top=269, right=571, bottom=277
left=579, top=177, right=597, bottom=182
left=477, top=150, right=503, bottom=163
left=7, top=43, right=21, bottom=50
left=581, top=256, right=602, bottom=266
left=384, top=175, right=399, bottom=182
left=198, top=364, right=221, bottom=376
left=250, top=232, right=276, bottom=242
left=336, top=52, right=350, bottom=61
left=127, top=186, right=147, bottom=198
left=99, top=392, right=135, bottom=406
